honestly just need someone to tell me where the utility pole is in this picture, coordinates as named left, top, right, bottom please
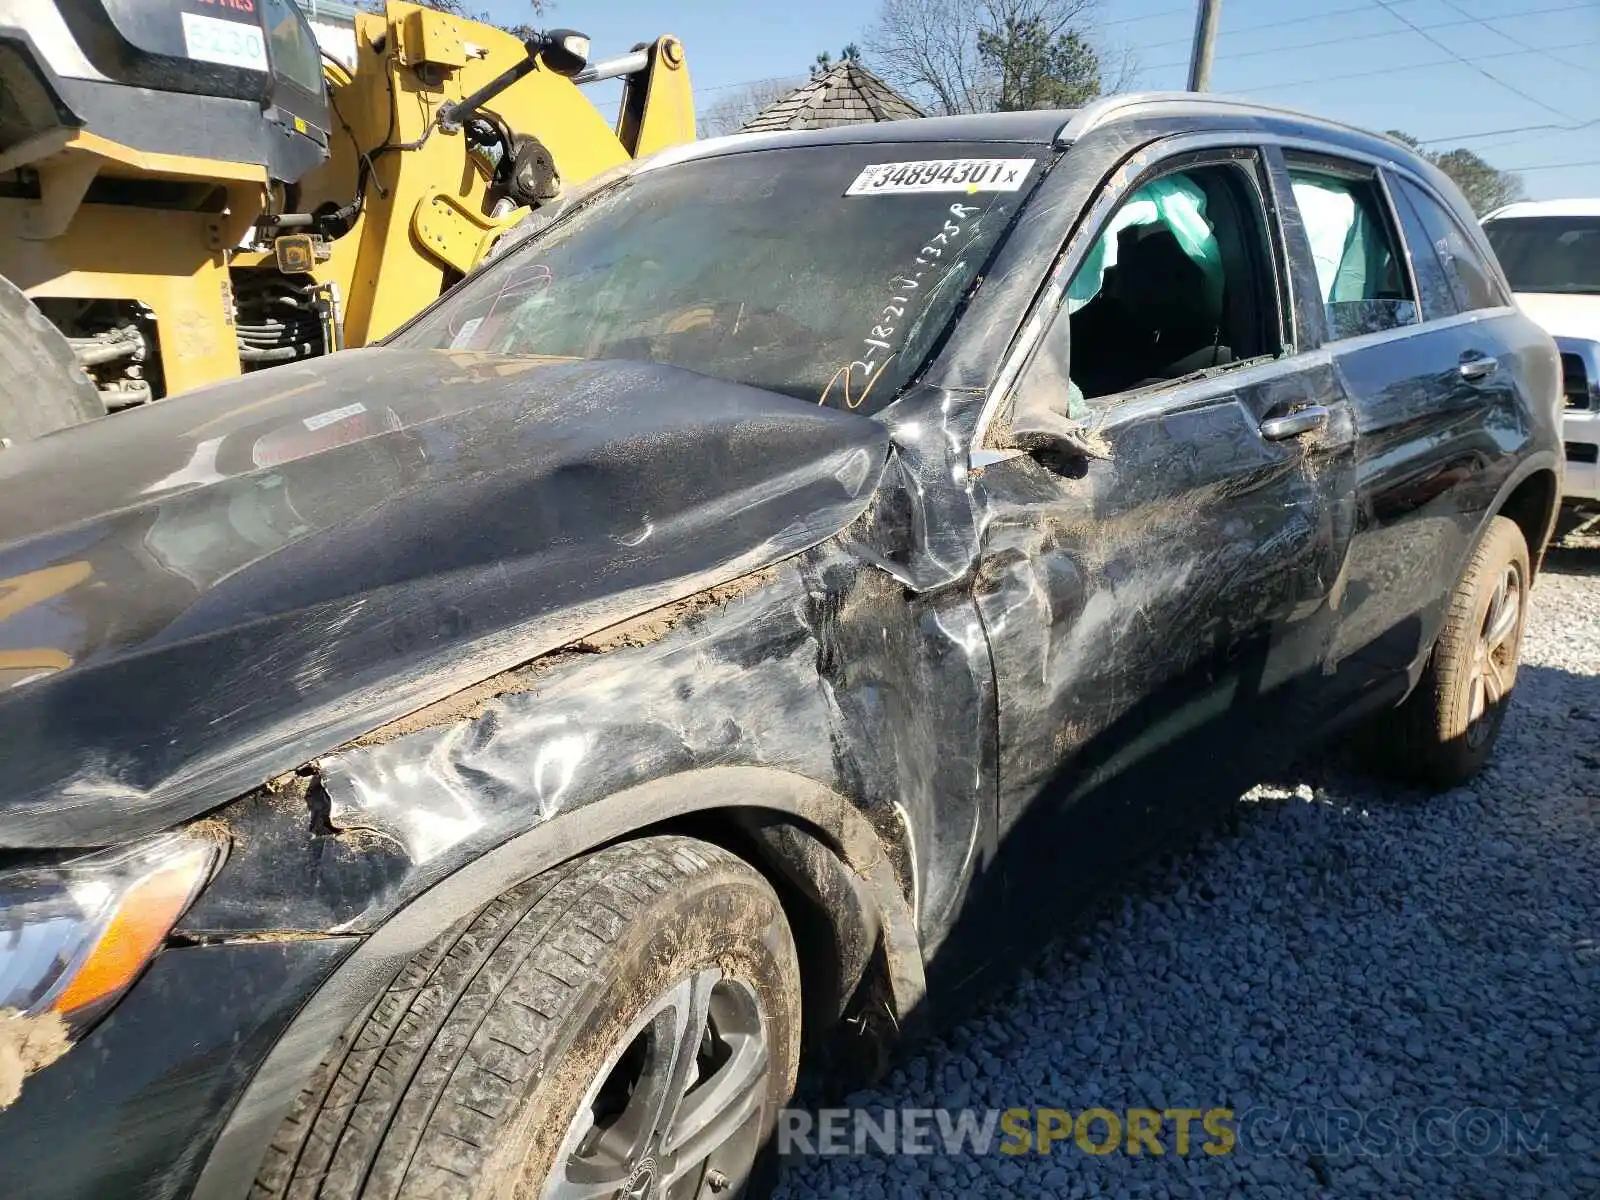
left=1186, top=0, right=1222, bottom=91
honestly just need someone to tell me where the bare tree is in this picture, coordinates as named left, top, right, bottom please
left=864, top=0, right=1128, bottom=115
left=1099, top=41, right=1142, bottom=94
left=697, top=78, right=807, bottom=137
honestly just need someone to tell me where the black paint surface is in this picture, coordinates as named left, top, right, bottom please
left=0, top=104, right=1566, bottom=1198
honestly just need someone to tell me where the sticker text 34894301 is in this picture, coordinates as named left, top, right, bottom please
left=845, top=158, right=1035, bottom=196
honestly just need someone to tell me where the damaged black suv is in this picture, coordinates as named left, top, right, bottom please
left=0, top=93, right=1563, bottom=1199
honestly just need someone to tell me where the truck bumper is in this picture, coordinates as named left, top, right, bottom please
left=1563, top=408, right=1600, bottom=503
left=1558, top=337, right=1600, bottom=505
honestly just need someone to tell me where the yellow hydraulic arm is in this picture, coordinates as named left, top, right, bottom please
left=0, top=0, right=695, bottom=410
left=240, top=2, right=695, bottom=348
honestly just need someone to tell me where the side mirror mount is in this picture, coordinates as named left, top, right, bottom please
left=995, top=381, right=1109, bottom=467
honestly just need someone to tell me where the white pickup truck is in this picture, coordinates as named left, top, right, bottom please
left=1483, top=199, right=1600, bottom=507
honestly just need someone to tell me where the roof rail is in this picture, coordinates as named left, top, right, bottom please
left=1053, top=91, right=1403, bottom=148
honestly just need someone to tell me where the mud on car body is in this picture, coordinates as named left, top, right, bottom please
left=0, top=93, right=1563, bottom=1199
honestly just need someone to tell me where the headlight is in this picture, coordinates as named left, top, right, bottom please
left=0, top=828, right=223, bottom=1029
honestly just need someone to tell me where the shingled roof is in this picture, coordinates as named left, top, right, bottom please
left=741, top=61, right=927, bottom=133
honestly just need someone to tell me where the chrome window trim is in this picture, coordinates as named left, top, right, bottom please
left=969, top=125, right=1475, bottom=460
left=1295, top=305, right=1516, bottom=358
left=1372, top=166, right=1425, bottom=326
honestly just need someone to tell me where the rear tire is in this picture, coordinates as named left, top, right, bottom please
left=1376, top=515, right=1530, bottom=790
left=0, top=274, right=104, bottom=447
left=257, top=835, right=803, bottom=1200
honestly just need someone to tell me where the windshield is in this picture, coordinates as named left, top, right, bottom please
left=388, top=142, right=1049, bottom=414
left=1483, top=215, right=1600, bottom=295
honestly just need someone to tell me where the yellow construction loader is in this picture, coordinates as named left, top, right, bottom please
left=0, top=0, right=695, bottom=444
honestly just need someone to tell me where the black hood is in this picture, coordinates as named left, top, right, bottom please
left=0, top=349, right=889, bottom=846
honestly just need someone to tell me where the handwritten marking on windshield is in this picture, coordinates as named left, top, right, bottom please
left=822, top=202, right=986, bottom=409
left=819, top=356, right=895, bottom=410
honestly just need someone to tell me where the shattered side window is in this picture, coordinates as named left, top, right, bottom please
left=1066, top=174, right=1226, bottom=316
left=1044, top=159, right=1281, bottom=408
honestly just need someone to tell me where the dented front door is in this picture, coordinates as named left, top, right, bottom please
left=972, top=356, right=1354, bottom=898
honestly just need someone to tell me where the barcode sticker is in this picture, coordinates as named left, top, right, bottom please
left=303, top=402, right=366, bottom=431
left=845, top=158, right=1035, bottom=196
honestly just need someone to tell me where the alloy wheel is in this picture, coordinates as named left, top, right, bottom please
left=1466, top=561, right=1523, bottom=749
left=541, top=968, right=770, bottom=1200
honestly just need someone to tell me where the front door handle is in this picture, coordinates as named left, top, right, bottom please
left=1459, top=352, right=1499, bottom=382
left=1260, top=405, right=1329, bottom=441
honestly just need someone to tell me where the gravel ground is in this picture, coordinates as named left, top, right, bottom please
left=775, top=544, right=1600, bottom=1199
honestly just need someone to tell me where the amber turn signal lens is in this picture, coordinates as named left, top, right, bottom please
left=50, top=843, right=218, bottom=1017
left=0, top=829, right=224, bottom=1030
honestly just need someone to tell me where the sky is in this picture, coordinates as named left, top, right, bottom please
left=476, top=0, right=1600, bottom=202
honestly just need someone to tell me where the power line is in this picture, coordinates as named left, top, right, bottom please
left=683, top=0, right=1416, bottom=95
left=695, top=66, right=1600, bottom=144
left=1464, top=128, right=1598, bottom=155
left=1365, top=0, right=1572, bottom=121
left=697, top=73, right=801, bottom=96
left=1131, top=0, right=1469, bottom=56
left=1236, top=36, right=1600, bottom=97
left=1417, top=118, right=1600, bottom=145
left=1138, top=1, right=1593, bottom=73
left=1139, top=2, right=1372, bottom=54
left=1498, top=158, right=1600, bottom=172
left=1429, top=0, right=1588, bottom=72
left=686, top=0, right=1590, bottom=104
left=1099, top=4, right=1194, bottom=29
left=1052, top=0, right=1436, bottom=37
left=1122, top=0, right=1502, bottom=58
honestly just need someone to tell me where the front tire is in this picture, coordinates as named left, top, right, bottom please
left=258, top=836, right=803, bottom=1200
left=1380, top=514, right=1530, bottom=790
